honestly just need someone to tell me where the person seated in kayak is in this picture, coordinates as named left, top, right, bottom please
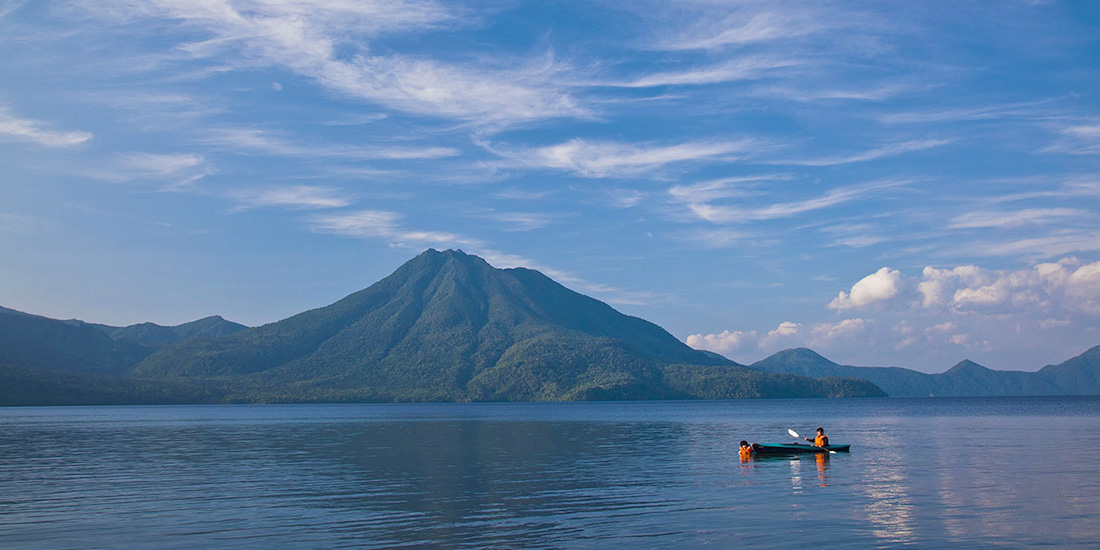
left=803, top=427, right=829, bottom=447
left=739, top=440, right=755, bottom=457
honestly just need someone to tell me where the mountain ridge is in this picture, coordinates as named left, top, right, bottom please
left=67, top=315, right=249, bottom=347
left=1, top=249, right=882, bottom=404
left=750, top=347, right=1099, bottom=397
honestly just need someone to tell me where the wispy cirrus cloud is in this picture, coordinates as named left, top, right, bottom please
left=596, top=57, right=800, bottom=88
left=1062, top=124, right=1100, bottom=140
left=683, top=179, right=909, bottom=223
left=230, top=185, right=352, bottom=211
left=1042, top=121, right=1100, bottom=155
left=605, top=188, right=648, bottom=209
left=203, top=128, right=459, bottom=160
left=819, top=222, right=888, bottom=249
left=70, top=0, right=587, bottom=127
left=487, top=211, right=559, bottom=232
left=486, top=137, right=760, bottom=178
left=0, top=1, right=27, bottom=20
left=668, top=175, right=787, bottom=203
left=79, top=152, right=211, bottom=189
left=879, top=99, right=1067, bottom=125
left=960, top=232, right=1100, bottom=260
left=752, top=83, right=913, bottom=103
left=655, top=10, right=824, bottom=51
left=947, top=208, right=1087, bottom=229
left=310, top=209, right=473, bottom=249
left=117, top=152, right=204, bottom=176
left=775, top=139, right=949, bottom=167
left=0, top=105, right=92, bottom=147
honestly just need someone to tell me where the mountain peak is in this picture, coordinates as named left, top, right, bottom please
left=763, top=348, right=840, bottom=367
left=750, top=347, right=843, bottom=377
left=421, top=248, right=481, bottom=263
left=783, top=347, right=831, bottom=361
left=136, top=248, right=734, bottom=398
left=945, top=359, right=989, bottom=374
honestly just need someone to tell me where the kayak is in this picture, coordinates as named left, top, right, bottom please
left=752, top=443, right=850, bottom=454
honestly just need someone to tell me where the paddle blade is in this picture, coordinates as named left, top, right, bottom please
left=787, top=428, right=800, bottom=439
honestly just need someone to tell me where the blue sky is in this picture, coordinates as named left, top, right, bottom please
left=1, top=0, right=1098, bottom=372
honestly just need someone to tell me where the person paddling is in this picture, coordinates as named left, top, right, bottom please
left=803, top=427, right=829, bottom=448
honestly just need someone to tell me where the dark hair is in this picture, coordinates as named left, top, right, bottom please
left=816, top=427, right=824, bottom=433
left=739, top=440, right=749, bottom=446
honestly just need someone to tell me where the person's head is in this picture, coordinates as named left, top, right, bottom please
left=739, top=440, right=749, bottom=447
left=816, top=427, right=824, bottom=435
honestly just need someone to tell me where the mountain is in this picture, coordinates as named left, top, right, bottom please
left=131, top=249, right=882, bottom=402
left=80, top=316, right=248, bottom=347
left=751, top=347, right=1099, bottom=397
left=0, top=307, right=150, bottom=376
left=1035, top=346, right=1100, bottom=393
left=0, top=307, right=254, bottom=406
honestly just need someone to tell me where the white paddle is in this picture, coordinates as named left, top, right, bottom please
left=787, top=428, right=835, bottom=454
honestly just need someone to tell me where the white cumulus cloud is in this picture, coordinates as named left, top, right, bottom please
left=686, top=330, right=757, bottom=355
left=828, top=267, right=901, bottom=310
left=770, top=321, right=801, bottom=337
left=918, top=259, right=1100, bottom=315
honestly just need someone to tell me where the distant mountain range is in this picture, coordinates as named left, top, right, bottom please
left=751, top=347, right=1100, bottom=397
left=70, top=316, right=248, bottom=347
left=0, top=250, right=880, bottom=405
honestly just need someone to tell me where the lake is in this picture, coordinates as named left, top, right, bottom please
left=2, top=397, right=1099, bottom=549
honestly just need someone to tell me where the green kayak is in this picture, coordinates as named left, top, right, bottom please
left=752, top=443, right=850, bottom=454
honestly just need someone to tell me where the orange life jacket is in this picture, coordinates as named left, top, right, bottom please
left=814, top=434, right=829, bottom=447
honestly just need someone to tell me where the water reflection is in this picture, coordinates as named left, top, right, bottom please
left=815, top=453, right=828, bottom=487
left=858, top=428, right=917, bottom=545
left=789, top=457, right=802, bottom=490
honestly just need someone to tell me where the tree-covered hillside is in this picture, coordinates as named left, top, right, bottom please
left=1, top=250, right=885, bottom=404
left=136, top=249, right=881, bottom=402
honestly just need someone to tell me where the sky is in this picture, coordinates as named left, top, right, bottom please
left=1, top=0, right=1098, bottom=373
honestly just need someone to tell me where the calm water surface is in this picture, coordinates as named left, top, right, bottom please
left=2, top=397, right=1099, bottom=549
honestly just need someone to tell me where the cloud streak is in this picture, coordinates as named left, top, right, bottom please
left=0, top=105, right=93, bottom=147
left=310, top=209, right=470, bottom=248
left=487, top=137, right=760, bottom=178
left=231, top=186, right=352, bottom=211
left=776, top=139, right=949, bottom=167
left=597, top=57, right=800, bottom=88
left=683, top=179, right=908, bottom=223
left=948, top=208, right=1086, bottom=229
left=656, top=10, right=823, bottom=51
left=203, top=128, right=459, bottom=160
